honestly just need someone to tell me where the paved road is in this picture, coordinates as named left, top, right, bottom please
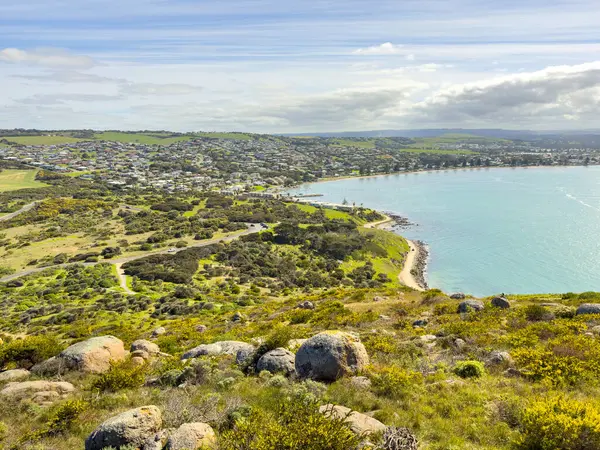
left=0, top=202, right=37, bottom=222
left=0, top=223, right=262, bottom=284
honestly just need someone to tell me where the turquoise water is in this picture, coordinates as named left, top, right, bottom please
left=288, top=166, right=600, bottom=296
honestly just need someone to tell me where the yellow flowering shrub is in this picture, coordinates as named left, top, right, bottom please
left=516, top=395, right=600, bottom=449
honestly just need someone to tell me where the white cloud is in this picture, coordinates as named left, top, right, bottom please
left=0, top=48, right=95, bottom=69
left=412, top=61, right=600, bottom=127
left=353, top=42, right=405, bottom=55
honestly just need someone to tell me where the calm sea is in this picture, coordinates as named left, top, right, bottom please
left=287, top=166, right=600, bottom=296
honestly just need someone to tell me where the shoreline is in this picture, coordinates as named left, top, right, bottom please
left=398, top=240, right=428, bottom=291
left=288, top=163, right=599, bottom=188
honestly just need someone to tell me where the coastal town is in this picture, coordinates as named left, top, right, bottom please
left=1, top=131, right=600, bottom=193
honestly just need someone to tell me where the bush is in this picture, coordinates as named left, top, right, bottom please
left=371, top=366, right=423, bottom=399
left=525, top=305, right=553, bottom=322
left=43, top=399, right=88, bottom=435
left=516, top=395, right=600, bottom=449
left=91, top=361, right=147, bottom=392
left=453, top=360, right=485, bottom=379
left=0, top=335, right=63, bottom=369
left=218, top=398, right=361, bottom=450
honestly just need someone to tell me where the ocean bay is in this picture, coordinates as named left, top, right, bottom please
left=288, top=166, right=600, bottom=296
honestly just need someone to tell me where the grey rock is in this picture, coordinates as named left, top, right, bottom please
left=182, top=341, right=254, bottom=361
left=195, top=324, right=208, bottom=333
left=0, top=380, right=75, bottom=404
left=450, top=293, right=466, bottom=300
left=85, top=406, right=162, bottom=450
left=256, top=348, right=295, bottom=375
left=151, top=327, right=166, bottom=338
left=458, top=300, right=484, bottom=313
left=131, top=339, right=160, bottom=355
left=419, top=335, right=437, bottom=343
left=132, top=350, right=150, bottom=360
left=231, top=312, right=244, bottom=322
left=576, top=304, right=600, bottom=315
left=590, top=325, right=600, bottom=335
left=166, top=422, right=216, bottom=449
left=349, top=376, right=372, bottom=390
left=319, top=404, right=386, bottom=435
left=0, top=369, right=30, bottom=383
left=295, top=331, right=369, bottom=381
left=297, top=301, right=315, bottom=310
left=454, top=338, right=466, bottom=350
left=60, top=336, right=126, bottom=374
left=487, top=351, right=513, bottom=366
left=491, top=297, right=511, bottom=309
left=412, top=319, right=428, bottom=327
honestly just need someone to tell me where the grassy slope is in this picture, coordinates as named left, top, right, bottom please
left=3, top=135, right=84, bottom=145
left=0, top=169, right=48, bottom=192
left=93, top=132, right=193, bottom=145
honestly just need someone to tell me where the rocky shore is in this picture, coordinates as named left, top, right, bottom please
left=410, top=240, right=429, bottom=290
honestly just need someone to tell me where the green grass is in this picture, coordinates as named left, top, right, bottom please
left=253, top=185, right=267, bottom=192
left=194, top=132, right=253, bottom=140
left=4, top=135, right=84, bottom=145
left=93, top=132, right=193, bottom=145
left=0, top=169, right=48, bottom=192
left=291, top=203, right=355, bottom=222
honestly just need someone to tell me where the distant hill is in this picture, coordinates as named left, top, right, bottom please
left=285, top=129, right=600, bottom=139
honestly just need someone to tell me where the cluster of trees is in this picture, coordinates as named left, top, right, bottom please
left=198, top=198, right=326, bottom=223
left=122, top=245, right=218, bottom=284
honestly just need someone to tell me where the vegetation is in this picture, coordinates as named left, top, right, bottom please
left=0, top=169, right=48, bottom=192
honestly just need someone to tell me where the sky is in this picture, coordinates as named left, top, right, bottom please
left=1, top=0, right=600, bottom=133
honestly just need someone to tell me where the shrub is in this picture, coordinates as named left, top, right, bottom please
left=524, top=305, right=553, bottom=322
left=453, top=360, right=485, bottom=379
left=218, top=398, right=361, bottom=450
left=371, top=366, right=423, bottom=399
left=516, top=395, right=600, bottom=449
left=0, top=335, right=63, bottom=369
left=43, top=399, right=88, bottom=435
left=91, top=361, right=147, bottom=392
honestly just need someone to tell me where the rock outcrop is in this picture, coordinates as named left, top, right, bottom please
left=166, top=422, right=216, bottom=450
left=85, top=406, right=162, bottom=450
left=33, top=336, right=125, bottom=375
left=182, top=341, right=254, bottom=363
left=319, top=404, right=386, bottom=435
left=0, top=368, right=30, bottom=383
left=295, top=331, right=369, bottom=381
left=457, top=300, right=484, bottom=313
left=576, top=303, right=600, bottom=315
left=0, top=380, right=75, bottom=405
left=491, top=297, right=511, bottom=309
left=256, top=348, right=295, bottom=375
left=131, top=339, right=160, bottom=355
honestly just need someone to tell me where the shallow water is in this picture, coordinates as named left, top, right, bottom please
left=288, top=166, right=600, bottom=296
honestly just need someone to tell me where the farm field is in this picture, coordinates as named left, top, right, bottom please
left=0, top=169, right=48, bottom=192
left=3, top=135, right=84, bottom=145
left=93, top=132, right=194, bottom=145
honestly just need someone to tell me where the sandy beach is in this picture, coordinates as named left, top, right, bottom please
left=398, top=240, right=426, bottom=291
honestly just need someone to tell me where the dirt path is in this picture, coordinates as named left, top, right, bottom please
left=363, top=214, right=393, bottom=229
left=114, top=263, right=134, bottom=295
left=0, top=224, right=262, bottom=284
left=398, top=240, right=425, bottom=291
left=0, top=202, right=37, bottom=222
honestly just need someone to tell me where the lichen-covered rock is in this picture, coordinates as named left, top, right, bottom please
left=0, top=368, right=30, bottom=383
left=131, top=339, right=160, bottom=355
left=38, top=336, right=126, bottom=374
left=256, top=348, right=295, bottom=375
left=295, top=331, right=369, bottom=381
left=491, top=297, right=511, bottom=309
left=166, top=422, right=216, bottom=449
left=576, top=304, right=600, bottom=315
left=297, top=301, right=315, bottom=310
left=319, top=404, right=386, bottom=435
left=85, top=406, right=162, bottom=450
left=0, top=380, right=75, bottom=404
left=457, top=300, right=484, bottom=313
left=151, top=327, right=166, bottom=338
left=487, top=351, right=513, bottom=367
left=181, top=341, right=254, bottom=361
left=381, top=427, right=418, bottom=450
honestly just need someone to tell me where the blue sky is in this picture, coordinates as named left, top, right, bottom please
left=1, top=0, right=600, bottom=131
